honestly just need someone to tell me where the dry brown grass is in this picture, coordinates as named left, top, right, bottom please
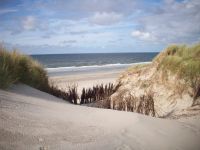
left=111, top=90, right=155, bottom=117
left=80, top=83, right=120, bottom=105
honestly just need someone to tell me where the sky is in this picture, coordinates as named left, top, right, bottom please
left=0, top=0, right=200, bottom=54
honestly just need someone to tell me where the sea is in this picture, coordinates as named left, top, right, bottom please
left=31, top=53, right=158, bottom=76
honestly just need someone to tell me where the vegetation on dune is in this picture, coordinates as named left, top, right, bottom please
left=111, top=43, right=200, bottom=117
left=155, top=43, right=200, bottom=101
left=0, top=44, right=78, bottom=103
left=0, top=45, right=49, bottom=90
left=0, top=44, right=118, bottom=105
left=111, top=90, right=155, bottom=117
left=48, top=84, right=78, bottom=103
left=118, top=63, right=150, bottom=82
left=127, top=63, right=150, bottom=73
left=80, top=83, right=120, bottom=105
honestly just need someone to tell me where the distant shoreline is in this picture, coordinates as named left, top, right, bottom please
left=47, top=62, right=151, bottom=77
left=48, top=62, right=152, bottom=94
left=31, top=52, right=159, bottom=56
left=49, top=69, right=122, bottom=94
left=32, top=52, right=157, bottom=69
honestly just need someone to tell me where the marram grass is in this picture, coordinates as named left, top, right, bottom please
left=0, top=44, right=49, bottom=90
left=156, top=43, right=200, bottom=80
left=156, top=43, right=200, bottom=99
left=0, top=44, right=79, bottom=103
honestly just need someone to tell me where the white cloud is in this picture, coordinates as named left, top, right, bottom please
left=22, top=16, right=37, bottom=30
left=90, top=12, right=123, bottom=25
left=131, top=30, right=152, bottom=40
left=136, top=0, right=200, bottom=44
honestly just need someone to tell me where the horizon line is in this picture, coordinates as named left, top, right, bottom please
left=30, top=51, right=159, bottom=55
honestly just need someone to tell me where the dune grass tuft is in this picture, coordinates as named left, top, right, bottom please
left=156, top=43, right=200, bottom=100
left=0, top=44, right=79, bottom=103
left=0, top=44, right=49, bottom=90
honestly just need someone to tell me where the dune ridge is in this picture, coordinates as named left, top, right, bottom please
left=108, top=44, right=200, bottom=118
left=0, top=84, right=200, bottom=150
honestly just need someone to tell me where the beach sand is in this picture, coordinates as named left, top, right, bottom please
left=49, top=70, right=122, bottom=94
left=1, top=69, right=200, bottom=150
left=1, top=84, right=200, bottom=150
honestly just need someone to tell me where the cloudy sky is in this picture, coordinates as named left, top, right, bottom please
left=0, top=0, right=200, bottom=54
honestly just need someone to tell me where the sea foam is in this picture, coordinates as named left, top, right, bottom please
left=46, top=62, right=151, bottom=73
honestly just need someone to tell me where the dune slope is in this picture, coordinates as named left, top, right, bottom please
left=111, top=44, right=200, bottom=118
left=0, top=84, right=200, bottom=150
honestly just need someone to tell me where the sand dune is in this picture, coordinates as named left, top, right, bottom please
left=0, top=84, right=200, bottom=150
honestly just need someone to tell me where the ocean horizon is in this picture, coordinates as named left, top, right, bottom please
left=31, top=52, right=158, bottom=76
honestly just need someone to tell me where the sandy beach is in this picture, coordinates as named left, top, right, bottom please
left=49, top=69, right=123, bottom=94
left=1, top=84, right=200, bottom=150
